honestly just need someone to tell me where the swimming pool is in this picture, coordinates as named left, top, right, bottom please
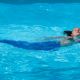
left=0, top=2, right=80, bottom=80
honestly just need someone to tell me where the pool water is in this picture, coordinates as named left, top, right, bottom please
left=0, top=3, right=80, bottom=80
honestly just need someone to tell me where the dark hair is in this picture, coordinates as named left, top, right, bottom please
left=64, top=31, right=72, bottom=36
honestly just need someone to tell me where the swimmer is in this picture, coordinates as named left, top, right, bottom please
left=61, top=28, right=80, bottom=45
left=0, top=28, right=80, bottom=51
left=46, top=28, right=80, bottom=46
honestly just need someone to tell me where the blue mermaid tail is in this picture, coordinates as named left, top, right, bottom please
left=0, top=40, right=61, bottom=51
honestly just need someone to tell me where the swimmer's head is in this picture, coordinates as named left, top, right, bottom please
left=73, top=28, right=80, bottom=32
left=72, top=28, right=80, bottom=37
left=64, top=31, right=72, bottom=36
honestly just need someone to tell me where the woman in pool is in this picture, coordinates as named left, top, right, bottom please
left=60, top=28, right=80, bottom=45
left=0, top=28, right=80, bottom=50
left=45, top=28, right=80, bottom=46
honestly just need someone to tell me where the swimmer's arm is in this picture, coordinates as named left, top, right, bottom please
left=45, top=36, right=73, bottom=40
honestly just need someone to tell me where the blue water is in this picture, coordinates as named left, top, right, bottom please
left=0, top=3, right=80, bottom=80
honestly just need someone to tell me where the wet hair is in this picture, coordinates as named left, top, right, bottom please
left=64, top=31, right=72, bottom=36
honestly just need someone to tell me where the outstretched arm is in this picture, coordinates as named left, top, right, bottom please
left=44, top=36, right=73, bottom=40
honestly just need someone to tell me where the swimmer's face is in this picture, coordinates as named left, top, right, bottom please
left=73, top=28, right=80, bottom=33
left=72, top=28, right=80, bottom=36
